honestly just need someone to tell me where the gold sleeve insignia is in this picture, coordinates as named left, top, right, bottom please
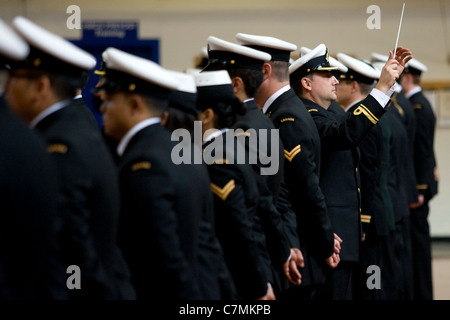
left=353, top=104, right=378, bottom=124
left=235, top=132, right=251, bottom=137
left=212, top=159, right=229, bottom=165
left=284, top=145, right=301, bottom=162
left=413, top=104, right=422, bottom=110
left=131, top=161, right=152, bottom=171
left=308, top=108, right=318, bottom=113
left=361, top=214, right=371, bottom=223
left=280, top=117, right=295, bottom=123
left=47, top=143, right=68, bottom=154
left=211, top=179, right=235, bottom=201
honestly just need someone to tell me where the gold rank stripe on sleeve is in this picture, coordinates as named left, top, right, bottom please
left=308, top=108, right=318, bottom=113
left=391, top=94, right=405, bottom=116
left=416, top=184, right=429, bottom=190
left=280, top=117, right=295, bottom=123
left=47, top=143, right=68, bottom=154
left=131, top=161, right=152, bottom=171
left=211, top=179, right=235, bottom=201
left=353, top=104, right=379, bottom=124
left=284, top=145, right=301, bottom=162
left=212, top=159, right=229, bottom=165
left=361, top=214, right=371, bottom=223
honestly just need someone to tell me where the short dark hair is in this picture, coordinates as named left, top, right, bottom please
left=269, top=60, right=289, bottom=82
left=136, top=91, right=169, bottom=116
left=227, top=67, right=263, bottom=98
left=164, top=106, right=199, bottom=138
left=292, top=73, right=313, bottom=97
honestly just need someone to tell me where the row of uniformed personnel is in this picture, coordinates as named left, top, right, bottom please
left=0, top=15, right=437, bottom=300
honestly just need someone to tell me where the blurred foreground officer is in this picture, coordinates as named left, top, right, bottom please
left=164, top=70, right=237, bottom=300
left=5, top=16, right=135, bottom=300
left=204, top=35, right=303, bottom=295
left=98, top=48, right=205, bottom=300
left=194, top=70, right=275, bottom=300
left=334, top=53, right=388, bottom=300
left=0, top=18, right=67, bottom=300
left=235, top=33, right=339, bottom=301
left=400, top=57, right=438, bottom=300
left=289, top=43, right=412, bottom=299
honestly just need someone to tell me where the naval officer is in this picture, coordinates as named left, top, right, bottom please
left=203, top=35, right=304, bottom=294
left=0, top=18, right=68, bottom=300
left=235, top=33, right=342, bottom=301
left=5, top=16, right=135, bottom=300
left=400, top=57, right=438, bottom=300
left=97, top=47, right=209, bottom=300
left=289, top=43, right=412, bottom=299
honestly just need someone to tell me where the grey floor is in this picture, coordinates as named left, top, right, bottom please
left=432, top=240, right=450, bottom=300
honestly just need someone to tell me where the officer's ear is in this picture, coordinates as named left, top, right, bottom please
left=199, top=108, right=215, bottom=133
left=200, top=108, right=214, bottom=125
left=231, top=76, right=246, bottom=101
left=262, top=62, right=272, bottom=81
left=33, top=74, right=52, bottom=100
left=160, top=110, right=170, bottom=127
left=301, top=75, right=313, bottom=92
left=127, top=93, right=155, bottom=119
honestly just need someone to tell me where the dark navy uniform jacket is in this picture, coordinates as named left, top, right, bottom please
left=232, top=99, right=292, bottom=282
left=303, top=94, right=386, bottom=262
left=0, top=96, right=67, bottom=299
left=347, top=101, right=387, bottom=239
left=391, top=91, right=419, bottom=205
left=117, top=122, right=203, bottom=300
left=34, top=100, right=135, bottom=300
left=204, top=130, right=271, bottom=300
left=408, top=90, right=438, bottom=201
left=265, top=88, right=334, bottom=287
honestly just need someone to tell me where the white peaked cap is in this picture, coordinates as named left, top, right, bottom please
left=337, top=52, right=381, bottom=80
left=102, top=47, right=180, bottom=91
left=13, top=16, right=96, bottom=71
left=167, top=70, right=197, bottom=94
left=289, top=44, right=336, bottom=74
left=194, top=69, right=232, bottom=87
left=207, top=36, right=271, bottom=62
left=235, top=33, right=297, bottom=52
left=300, top=46, right=348, bottom=73
left=235, top=33, right=296, bottom=62
left=370, top=52, right=389, bottom=72
left=405, top=57, right=428, bottom=73
left=0, top=18, right=29, bottom=61
left=371, top=52, right=389, bottom=63
left=201, top=46, right=208, bottom=58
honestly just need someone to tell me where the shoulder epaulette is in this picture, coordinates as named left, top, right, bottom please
left=280, top=117, right=295, bottom=123
left=47, top=143, right=68, bottom=154
left=131, top=161, right=152, bottom=171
